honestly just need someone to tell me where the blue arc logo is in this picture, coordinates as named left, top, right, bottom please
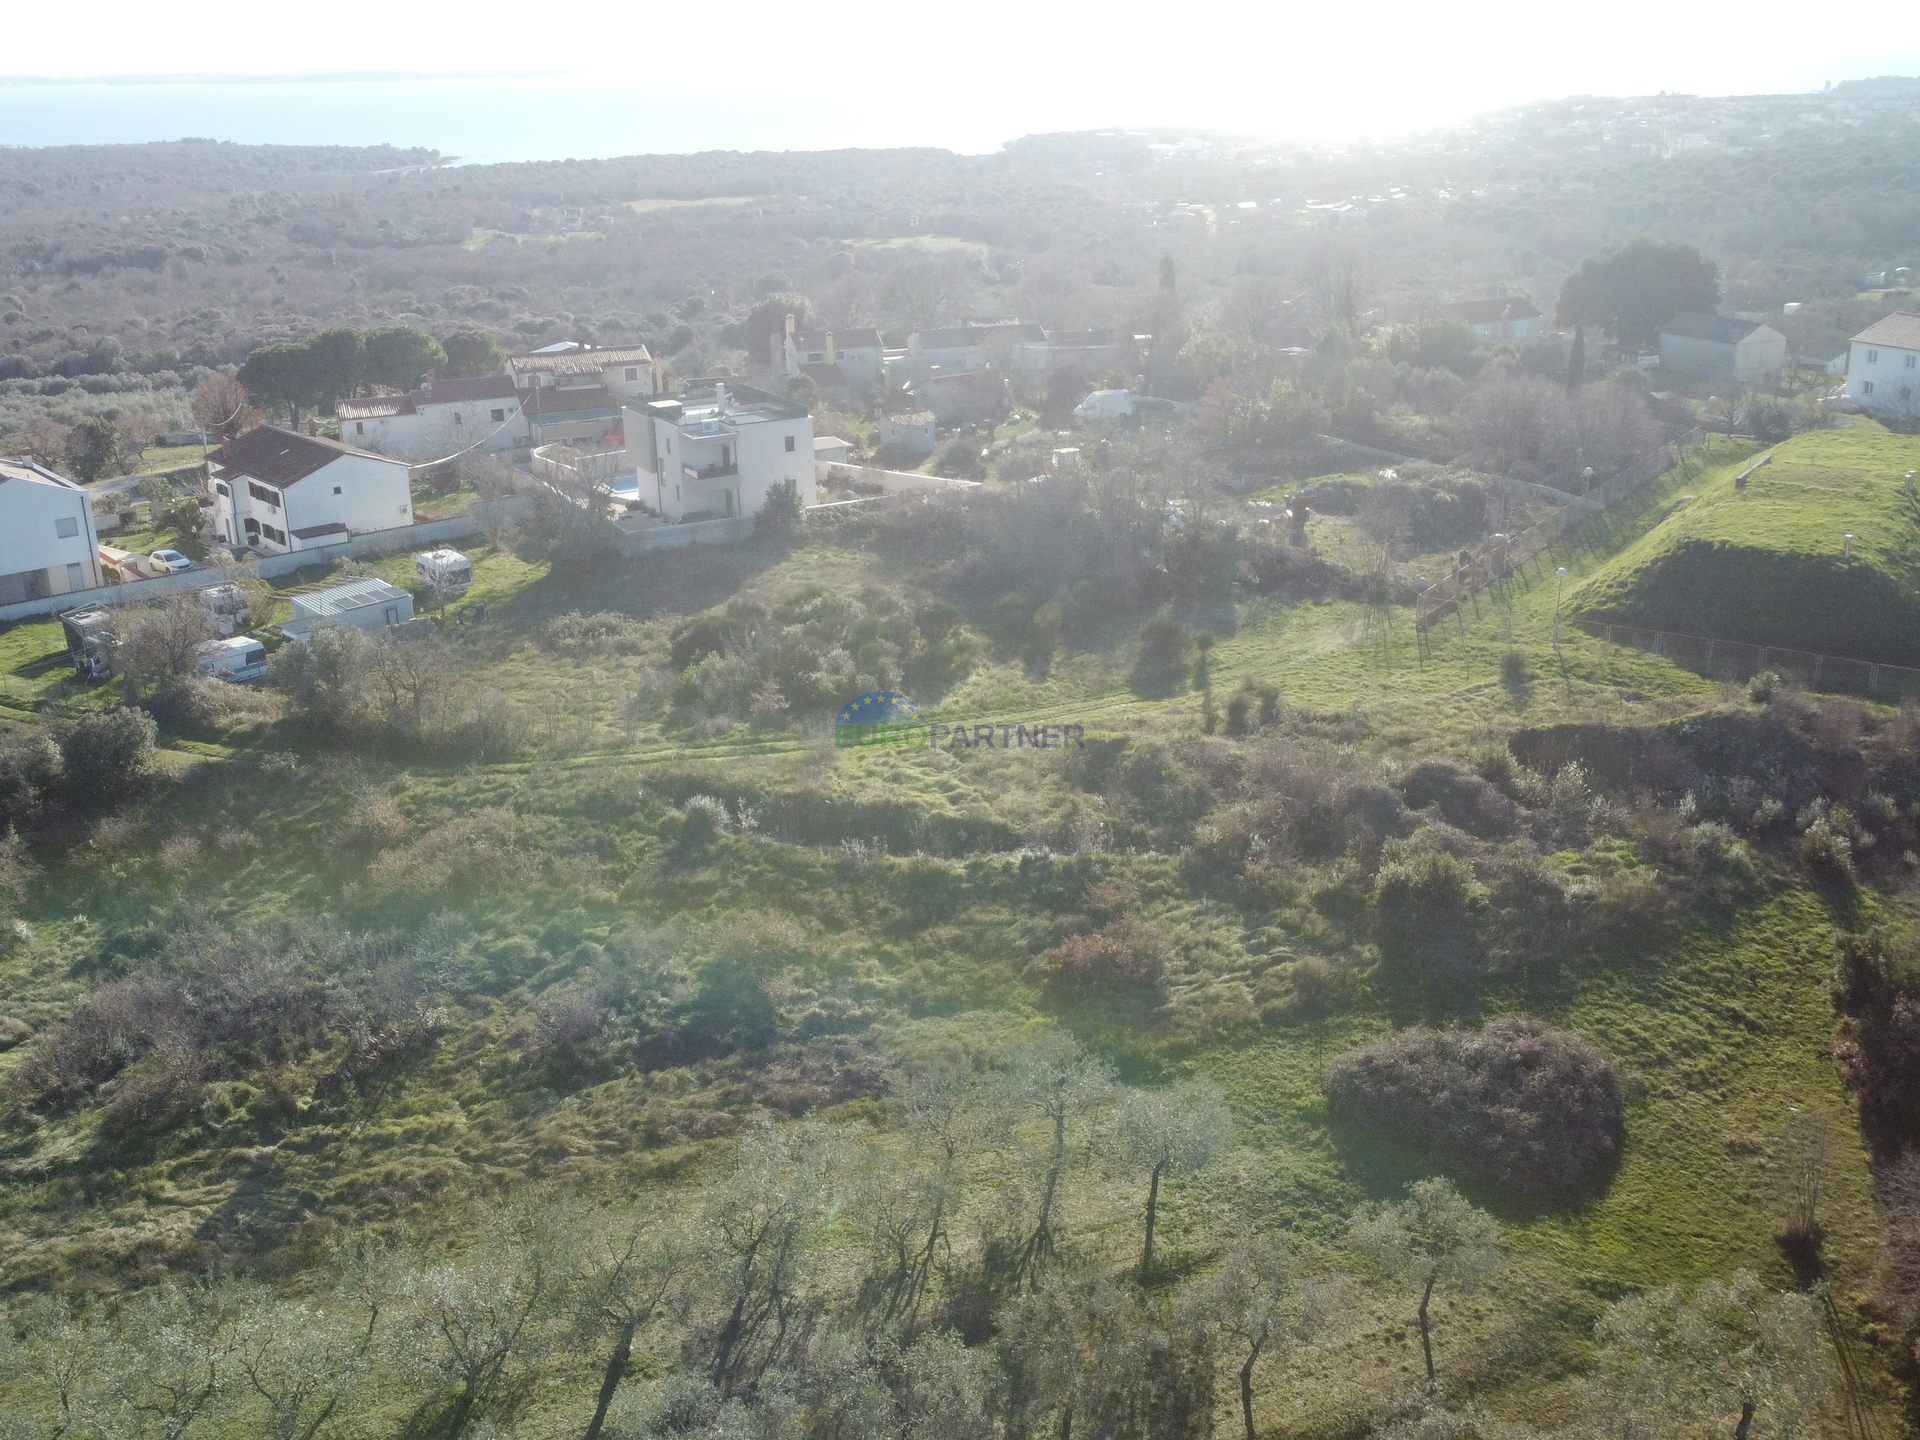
left=836, top=690, right=922, bottom=725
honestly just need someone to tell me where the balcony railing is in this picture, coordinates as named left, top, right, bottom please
left=684, top=462, right=739, bottom=482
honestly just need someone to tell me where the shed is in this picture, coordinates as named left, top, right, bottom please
left=284, top=577, right=414, bottom=644
left=1655, top=313, right=1787, bottom=381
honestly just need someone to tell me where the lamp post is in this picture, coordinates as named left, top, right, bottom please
left=1844, top=533, right=1855, bottom=561
left=1553, top=566, right=1568, bottom=648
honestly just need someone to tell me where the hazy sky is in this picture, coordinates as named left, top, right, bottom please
left=6, top=0, right=1920, bottom=155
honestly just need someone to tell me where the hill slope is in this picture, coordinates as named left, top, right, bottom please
left=1572, top=420, right=1920, bottom=663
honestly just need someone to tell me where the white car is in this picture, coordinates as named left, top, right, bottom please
left=149, top=549, right=194, bottom=574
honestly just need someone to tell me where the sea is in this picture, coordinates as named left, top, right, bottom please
left=0, top=75, right=1022, bottom=162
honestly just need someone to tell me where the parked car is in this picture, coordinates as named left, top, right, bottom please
left=149, top=549, right=194, bottom=574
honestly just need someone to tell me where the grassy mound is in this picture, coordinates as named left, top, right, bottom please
left=1322, top=1017, right=1623, bottom=1195
left=1571, top=421, right=1920, bottom=663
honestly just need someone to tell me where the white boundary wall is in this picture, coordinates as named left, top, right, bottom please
left=0, top=496, right=531, bottom=625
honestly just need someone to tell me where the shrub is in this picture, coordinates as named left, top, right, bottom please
left=1041, top=916, right=1170, bottom=992
left=1372, top=849, right=1483, bottom=932
left=542, top=610, right=648, bottom=656
left=1748, top=669, right=1782, bottom=704
left=1285, top=955, right=1354, bottom=1013
left=755, top=480, right=804, bottom=542
left=1322, top=1016, right=1622, bottom=1193
left=1800, top=821, right=1855, bottom=884
left=1500, top=650, right=1529, bottom=682
left=57, top=707, right=157, bottom=807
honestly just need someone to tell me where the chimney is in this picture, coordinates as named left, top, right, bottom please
left=785, top=314, right=796, bottom=338
left=824, top=331, right=835, bottom=365
left=908, top=331, right=921, bottom=357
left=715, top=383, right=730, bottom=412
left=307, top=419, right=319, bottom=437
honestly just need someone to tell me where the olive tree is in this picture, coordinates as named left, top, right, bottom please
left=1591, top=1271, right=1831, bottom=1440
left=1350, top=1177, right=1501, bottom=1388
left=1001, top=1033, right=1115, bottom=1288
left=1113, top=1080, right=1230, bottom=1287
left=1189, top=1240, right=1342, bottom=1440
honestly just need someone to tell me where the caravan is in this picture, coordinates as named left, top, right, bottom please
left=415, top=548, right=473, bottom=597
left=59, top=608, right=117, bottom=680
left=194, top=636, right=270, bottom=683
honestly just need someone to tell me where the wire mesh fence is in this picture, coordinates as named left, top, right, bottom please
left=1579, top=621, right=1920, bottom=701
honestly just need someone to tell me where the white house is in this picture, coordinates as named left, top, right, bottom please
left=1446, top=296, right=1547, bottom=343
left=1656, top=313, right=1787, bottom=381
left=623, top=382, right=814, bottom=522
left=0, top=457, right=104, bottom=605
left=509, top=342, right=655, bottom=450
left=771, top=318, right=886, bottom=395
left=282, top=577, right=415, bottom=644
left=336, top=375, right=529, bottom=461
left=1845, top=312, right=1920, bottom=412
left=209, top=427, right=414, bottom=555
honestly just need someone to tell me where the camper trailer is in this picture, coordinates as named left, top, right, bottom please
left=415, top=549, right=473, bottom=597
left=194, top=636, right=270, bottom=683
left=198, top=583, right=251, bottom=636
left=59, top=608, right=118, bottom=680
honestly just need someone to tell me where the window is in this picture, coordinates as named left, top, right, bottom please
left=1869, top=349, right=1881, bottom=363
left=1864, top=380, right=1876, bottom=395
left=65, top=562, right=83, bottom=590
left=1907, top=355, right=1916, bottom=369
left=624, top=368, right=638, bottom=381
left=333, top=486, right=342, bottom=495
left=248, top=482, right=279, bottom=508
left=784, top=435, right=796, bottom=452
left=215, top=481, right=229, bottom=497
left=356, top=422, right=365, bottom=435
left=55, top=516, right=78, bottom=538
left=491, top=408, right=506, bottom=422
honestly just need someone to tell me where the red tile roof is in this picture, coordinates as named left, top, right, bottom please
left=214, top=426, right=405, bottom=488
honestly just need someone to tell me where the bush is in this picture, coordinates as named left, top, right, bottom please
left=57, top=708, right=157, bottom=807
left=1041, top=916, right=1169, bottom=992
left=1322, top=1016, right=1622, bottom=1193
left=543, top=610, right=648, bottom=656
left=1748, top=669, right=1782, bottom=704
left=1800, top=821, right=1855, bottom=884
left=755, top=481, right=804, bottom=543
left=1501, top=650, right=1529, bottom=683
left=1372, top=848, right=1483, bottom=934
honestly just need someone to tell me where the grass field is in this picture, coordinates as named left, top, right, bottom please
left=0, top=433, right=1909, bottom=1434
left=1572, top=418, right=1920, bottom=663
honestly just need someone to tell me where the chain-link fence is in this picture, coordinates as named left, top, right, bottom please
left=1580, top=620, right=1920, bottom=701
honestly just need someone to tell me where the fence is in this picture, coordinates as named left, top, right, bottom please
left=1414, top=428, right=1705, bottom=630
left=0, top=495, right=532, bottom=625
left=532, top=443, right=625, bottom=487
left=1579, top=620, right=1920, bottom=701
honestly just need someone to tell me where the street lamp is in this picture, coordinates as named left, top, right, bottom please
left=1553, top=566, right=1568, bottom=647
left=1844, top=533, right=1855, bottom=560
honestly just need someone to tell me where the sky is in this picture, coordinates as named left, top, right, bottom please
left=4, top=0, right=1920, bottom=159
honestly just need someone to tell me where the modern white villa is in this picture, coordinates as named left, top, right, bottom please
left=623, top=382, right=814, bottom=522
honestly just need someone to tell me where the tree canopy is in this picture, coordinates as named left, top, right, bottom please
left=1555, top=238, right=1721, bottom=349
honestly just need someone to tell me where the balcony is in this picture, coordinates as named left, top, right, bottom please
left=683, top=462, right=738, bottom=482
left=680, top=418, right=738, bottom=439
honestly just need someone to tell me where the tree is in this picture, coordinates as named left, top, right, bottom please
left=1189, top=1242, right=1341, bottom=1440
left=1556, top=239, right=1721, bottom=351
left=230, top=1286, right=366, bottom=1440
left=63, top=415, right=124, bottom=481
left=563, top=1204, right=686, bottom=1440
left=361, top=326, right=446, bottom=392
left=1591, top=1271, right=1831, bottom=1440
left=1304, top=242, right=1368, bottom=332
left=744, top=294, right=811, bottom=366
left=118, top=594, right=217, bottom=702
left=271, top=624, right=374, bottom=733
left=301, top=328, right=366, bottom=409
left=238, top=343, right=310, bottom=424
left=440, top=329, right=508, bottom=379
left=881, top=258, right=968, bottom=336
left=1002, top=1033, right=1115, bottom=1288
left=1350, top=1177, right=1501, bottom=1388
left=191, top=374, right=262, bottom=440
left=1114, top=1081, right=1230, bottom=1287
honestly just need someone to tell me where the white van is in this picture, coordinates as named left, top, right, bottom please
left=198, top=584, right=250, bottom=636
left=195, top=635, right=270, bottom=683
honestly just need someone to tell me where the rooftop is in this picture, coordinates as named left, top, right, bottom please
left=0, top=457, right=83, bottom=491
left=1447, top=296, right=1544, bottom=324
left=214, top=426, right=406, bottom=488
left=1851, top=312, right=1920, bottom=350
left=291, top=576, right=412, bottom=619
left=1659, top=312, right=1776, bottom=344
left=791, top=327, right=882, bottom=350
left=510, top=344, right=653, bottom=377
left=669, top=381, right=808, bottom=426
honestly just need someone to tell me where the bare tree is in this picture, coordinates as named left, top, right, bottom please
left=230, top=1286, right=365, bottom=1440
left=1303, top=242, right=1369, bottom=333
left=564, top=1203, right=687, bottom=1440
left=118, top=594, right=217, bottom=700
left=191, top=374, right=263, bottom=441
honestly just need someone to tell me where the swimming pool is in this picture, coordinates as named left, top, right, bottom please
left=605, top=473, right=640, bottom=496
